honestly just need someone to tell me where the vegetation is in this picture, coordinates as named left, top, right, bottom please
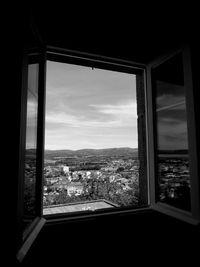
left=44, top=173, right=139, bottom=207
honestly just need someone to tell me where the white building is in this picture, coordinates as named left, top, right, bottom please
left=62, top=165, right=70, bottom=174
left=67, top=182, right=83, bottom=196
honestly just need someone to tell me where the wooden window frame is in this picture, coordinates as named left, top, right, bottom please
left=16, top=48, right=47, bottom=261
left=147, top=45, right=200, bottom=225
left=17, top=44, right=200, bottom=263
left=42, top=46, right=149, bottom=221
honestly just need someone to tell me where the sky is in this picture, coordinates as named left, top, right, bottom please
left=44, top=61, right=138, bottom=150
left=156, top=80, right=188, bottom=151
left=26, top=62, right=189, bottom=152
left=26, top=63, right=39, bottom=149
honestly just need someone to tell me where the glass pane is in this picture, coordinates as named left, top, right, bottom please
left=153, top=53, right=191, bottom=211
left=43, top=61, right=140, bottom=215
left=23, top=63, right=39, bottom=229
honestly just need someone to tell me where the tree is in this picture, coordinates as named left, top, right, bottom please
left=54, top=190, right=70, bottom=205
left=117, top=167, right=124, bottom=172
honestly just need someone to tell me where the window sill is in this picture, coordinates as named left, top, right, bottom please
left=43, top=205, right=151, bottom=225
left=151, top=202, right=200, bottom=225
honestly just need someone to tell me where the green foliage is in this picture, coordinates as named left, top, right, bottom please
left=81, top=173, right=138, bottom=206
left=43, top=169, right=139, bottom=207
left=117, top=167, right=125, bottom=172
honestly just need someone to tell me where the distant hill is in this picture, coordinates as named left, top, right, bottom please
left=44, top=147, right=138, bottom=159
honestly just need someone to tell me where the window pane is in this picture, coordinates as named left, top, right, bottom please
left=153, top=53, right=191, bottom=211
left=43, top=61, right=140, bottom=215
left=23, top=63, right=39, bottom=229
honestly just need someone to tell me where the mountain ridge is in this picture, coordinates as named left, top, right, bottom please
left=45, top=147, right=137, bottom=152
left=44, top=147, right=138, bottom=159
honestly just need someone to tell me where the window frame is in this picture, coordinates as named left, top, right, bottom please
left=17, top=45, right=200, bottom=262
left=16, top=48, right=47, bottom=262
left=147, top=45, right=200, bottom=225
left=41, top=46, right=149, bottom=220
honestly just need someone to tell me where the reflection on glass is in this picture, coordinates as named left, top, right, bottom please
left=23, top=63, right=39, bottom=228
left=157, top=101, right=188, bottom=151
left=153, top=53, right=191, bottom=211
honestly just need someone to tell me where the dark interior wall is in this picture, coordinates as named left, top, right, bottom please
left=22, top=210, right=200, bottom=266
left=30, top=5, right=189, bottom=63
left=7, top=5, right=200, bottom=265
left=26, top=2, right=199, bottom=63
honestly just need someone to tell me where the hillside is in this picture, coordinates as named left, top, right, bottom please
left=44, top=147, right=138, bottom=159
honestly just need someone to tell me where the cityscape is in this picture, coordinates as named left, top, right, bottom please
left=43, top=147, right=139, bottom=214
left=23, top=148, right=191, bottom=215
left=23, top=61, right=191, bottom=215
left=40, top=61, right=139, bottom=214
left=157, top=154, right=191, bottom=211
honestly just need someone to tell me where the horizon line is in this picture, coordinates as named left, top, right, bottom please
left=44, top=146, right=138, bottom=151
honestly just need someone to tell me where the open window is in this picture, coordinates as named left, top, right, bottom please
left=16, top=44, right=200, bottom=263
left=42, top=48, right=148, bottom=218
left=16, top=50, right=46, bottom=262
left=147, top=46, right=200, bottom=224
left=16, top=47, right=148, bottom=261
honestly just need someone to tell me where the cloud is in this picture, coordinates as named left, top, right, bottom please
left=158, top=117, right=184, bottom=124
left=44, top=61, right=138, bottom=149
left=28, top=63, right=39, bottom=94
left=26, top=99, right=37, bottom=118
left=156, top=94, right=185, bottom=111
left=45, top=102, right=138, bottom=150
left=45, top=127, right=138, bottom=150
left=90, top=101, right=137, bottom=116
left=89, top=101, right=137, bottom=124
left=45, top=102, right=137, bottom=129
left=157, top=120, right=188, bottom=150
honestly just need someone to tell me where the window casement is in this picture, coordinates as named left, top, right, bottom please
left=147, top=46, right=200, bottom=225
left=16, top=45, right=200, bottom=262
left=16, top=50, right=46, bottom=262
left=43, top=48, right=148, bottom=217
